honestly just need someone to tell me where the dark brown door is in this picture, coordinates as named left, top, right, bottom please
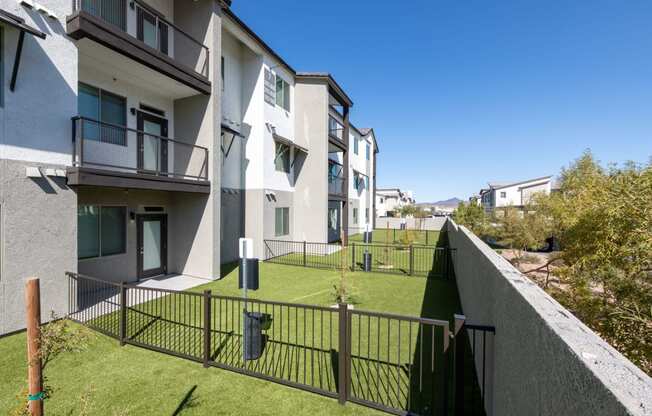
left=137, top=214, right=168, bottom=280
left=137, top=111, right=168, bottom=175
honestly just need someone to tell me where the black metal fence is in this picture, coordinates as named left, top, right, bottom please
left=67, top=272, right=492, bottom=416
left=349, top=228, right=446, bottom=247
left=263, top=239, right=455, bottom=279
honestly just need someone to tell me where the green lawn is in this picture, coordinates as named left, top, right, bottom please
left=1, top=263, right=463, bottom=415
left=349, top=229, right=445, bottom=247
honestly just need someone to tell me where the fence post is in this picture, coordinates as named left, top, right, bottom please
left=351, top=243, right=356, bottom=270
left=393, top=228, right=396, bottom=242
left=203, top=290, right=211, bottom=368
left=453, top=315, right=466, bottom=416
left=338, top=303, right=349, bottom=405
left=409, top=245, right=414, bottom=276
left=303, top=241, right=307, bottom=267
left=25, top=278, right=43, bottom=416
left=426, top=230, right=429, bottom=246
left=119, top=282, right=127, bottom=346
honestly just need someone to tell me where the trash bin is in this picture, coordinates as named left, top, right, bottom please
left=243, top=311, right=271, bottom=360
left=363, top=231, right=373, bottom=244
left=363, top=252, right=372, bottom=272
left=239, top=258, right=259, bottom=290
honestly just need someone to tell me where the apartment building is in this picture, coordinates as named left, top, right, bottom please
left=0, top=0, right=378, bottom=335
left=480, top=175, right=552, bottom=213
left=375, top=188, right=414, bottom=217
left=347, top=126, right=377, bottom=234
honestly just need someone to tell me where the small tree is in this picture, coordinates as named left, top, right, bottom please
left=11, top=314, right=93, bottom=416
left=453, top=201, right=488, bottom=236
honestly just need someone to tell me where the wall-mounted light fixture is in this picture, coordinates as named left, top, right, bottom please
left=129, top=211, right=136, bottom=223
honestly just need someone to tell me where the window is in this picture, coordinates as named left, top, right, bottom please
left=380, top=198, right=384, bottom=203
left=275, top=207, right=290, bottom=236
left=275, top=75, right=290, bottom=111
left=353, top=208, right=359, bottom=224
left=365, top=208, right=370, bottom=223
left=78, top=83, right=127, bottom=145
left=221, top=56, right=225, bottom=92
left=354, top=138, right=359, bottom=155
left=275, top=142, right=290, bottom=173
left=366, top=143, right=370, bottom=160
left=78, top=205, right=126, bottom=259
left=500, top=192, right=506, bottom=198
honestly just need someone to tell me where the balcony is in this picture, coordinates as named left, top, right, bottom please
left=67, top=116, right=210, bottom=193
left=328, top=115, right=346, bottom=150
left=67, top=0, right=211, bottom=95
left=328, top=175, right=346, bottom=197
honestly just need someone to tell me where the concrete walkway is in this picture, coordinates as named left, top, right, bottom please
left=135, top=274, right=210, bottom=292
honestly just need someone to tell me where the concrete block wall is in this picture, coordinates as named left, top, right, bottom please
left=375, top=217, right=446, bottom=231
left=445, top=218, right=652, bottom=416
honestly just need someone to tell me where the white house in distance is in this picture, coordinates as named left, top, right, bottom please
left=375, top=188, right=415, bottom=217
left=480, top=176, right=552, bottom=213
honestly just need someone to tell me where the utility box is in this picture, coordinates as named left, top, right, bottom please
left=363, top=252, right=372, bottom=272
left=239, top=258, right=259, bottom=290
left=243, top=311, right=270, bottom=360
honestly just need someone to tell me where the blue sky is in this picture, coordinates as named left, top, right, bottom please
left=232, top=1, right=652, bottom=202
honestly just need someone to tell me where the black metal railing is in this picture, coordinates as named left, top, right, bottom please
left=263, top=239, right=455, bottom=279
left=72, top=0, right=210, bottom=78
left=72, top=116, right=209, bottom=181
left=328, top=175, right=346, bottom=195
left=454, top=323, right=495, bottom=416
left=349, top=228, right=448, bottom=247
left=68, top=272, right=488, bottom=415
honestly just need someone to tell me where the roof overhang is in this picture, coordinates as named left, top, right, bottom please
left=273, top=133, right=308, bottom=155
left=296, top=72, right=353, bottom=107
left=0, top=9, right=46, bottom=92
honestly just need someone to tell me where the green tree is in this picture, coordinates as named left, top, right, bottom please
left=452, top=201, right=488, bottom=236
left=532, top=151, right=652, bottom=374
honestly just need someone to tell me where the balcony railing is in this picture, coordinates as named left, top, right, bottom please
left=72, top=0, right=209, bottom=78
left=328, top=116, right=344, bottom=142
left=72, top=116, right=209, bottom=181
left=328, top=175, right=346, bottom=195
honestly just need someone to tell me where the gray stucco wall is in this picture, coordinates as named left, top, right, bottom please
left=221, top=188, right=244, bottom=264
left=445, top=219, right=652, bottom=416
left=376, top=217, right=446, bottom=231
left=243, top=188, right=295, bottom=261
left=0, top=160, right=76, bottom=334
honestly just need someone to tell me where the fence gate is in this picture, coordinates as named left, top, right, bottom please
left=345, top=309, right=451, bottom=415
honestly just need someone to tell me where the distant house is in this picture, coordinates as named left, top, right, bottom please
left=480, top=176, right=552, bottom=213
left=376, top=188, right=415, bottom=217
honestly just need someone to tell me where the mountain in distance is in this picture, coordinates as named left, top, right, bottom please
left=416, top=198, right=463, bottom=207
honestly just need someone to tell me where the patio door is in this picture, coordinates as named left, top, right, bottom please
left=137, top=111, right=168, bottom=175
left=328, top=201, right=341, bottom=243
left=137, top=214, right=167, bottom=279
left=136, top=5, right=169, bottom=54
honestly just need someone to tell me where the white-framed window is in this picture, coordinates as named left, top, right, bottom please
left=500, top=192, right=506, bottom=198
left=366, top=143, right=371, bottom=160
left=275, top=75, right=290, bottom=111
left=354, top=137, right=359, bottom=155
left=353, top=208, right=359, bottom=224
left=78, top=205, right=127, bottom=259
left=274, top=142, right=291, bottom=173
left=365, top=208, right=369, bottom=223
left=275, top=207, right=290, bottom=236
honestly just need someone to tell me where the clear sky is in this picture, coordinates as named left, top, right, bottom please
left=231, top=0, right=652, bottom=202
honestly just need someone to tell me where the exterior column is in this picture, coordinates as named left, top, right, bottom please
left=342, top=105, right=350, bottom=245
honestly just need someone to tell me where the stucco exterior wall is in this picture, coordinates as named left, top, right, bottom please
left=293, top=80, right=328, bottom=243
left=0, top=159, right=76, bottom=334
left=445, top=219, right=652, bottom=416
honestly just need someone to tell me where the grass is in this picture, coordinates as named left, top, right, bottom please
left=349, top=229, right=445, bottom=247
left=0, top=263, right=464, bottom=415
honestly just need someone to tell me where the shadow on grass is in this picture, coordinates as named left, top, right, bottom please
left=172, top=385, right=199, bottom=415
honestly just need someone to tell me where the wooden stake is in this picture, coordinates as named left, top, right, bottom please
left=25, top=278, right=43, bottom=416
